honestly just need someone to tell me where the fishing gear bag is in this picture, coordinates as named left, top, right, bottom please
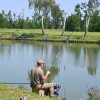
left=44, top=83, right=61, bottom=96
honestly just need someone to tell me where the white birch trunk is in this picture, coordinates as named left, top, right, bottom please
left=62, top=13, right=67, bottom=36
left=84, top=16, right=90, bottom=37
left=42, top=15, right=45, bottom=35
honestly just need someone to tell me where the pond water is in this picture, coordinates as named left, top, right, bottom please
left=0, top=41, right=100, bottom=100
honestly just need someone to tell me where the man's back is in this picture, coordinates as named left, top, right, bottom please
left=30, top=68, right=44, bottom=88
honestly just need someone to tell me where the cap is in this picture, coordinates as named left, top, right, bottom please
left=37, top=59, right=45, bottom=64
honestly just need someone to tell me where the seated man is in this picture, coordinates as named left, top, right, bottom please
left=30, top=59, right=54, bottom=97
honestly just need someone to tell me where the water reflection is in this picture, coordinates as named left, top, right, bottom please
left=87, top=65, right=96, bottom=76
left=65, top=44, right=99, bottom=76
left=0, top=41, right=100, bottom=74
left=0, top=41, right=100, bottom=100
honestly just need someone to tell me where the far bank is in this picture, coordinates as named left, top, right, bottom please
left=0, top=29, right=100, bottom=44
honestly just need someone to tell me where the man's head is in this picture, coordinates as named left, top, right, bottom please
left=37, top=59, right=45, bottom=66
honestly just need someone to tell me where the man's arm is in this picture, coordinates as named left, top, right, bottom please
left=43, top=71, right=51, bottom=81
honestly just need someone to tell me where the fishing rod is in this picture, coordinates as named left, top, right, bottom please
left=0, top=35, right=72, bottom=85
left=0, top=82, right=29, bottom=84
left=0, top=49, right=63, bottom=85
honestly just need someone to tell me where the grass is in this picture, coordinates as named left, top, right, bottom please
left=0, top=29, right=100, bottom=42
left=0, top=85, right=60, bottom=100
left=0, top=84, right=100, bottom=100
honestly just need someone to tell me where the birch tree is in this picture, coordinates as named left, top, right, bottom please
left=62, top=13, right=67, bottom=36
left=81, top=0, right=100, bottom=37
left=84, top=12, right=90, bottom=37
left=28, top=0, right=55, bottom=35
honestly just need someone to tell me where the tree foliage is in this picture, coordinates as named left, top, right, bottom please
left=51, top=4, right=63, bottom=29
left=28, top=0, right=55, bottom=34
left=66, top=0, right=100, bottom=32
left=65, top=14, right=81, bottom=31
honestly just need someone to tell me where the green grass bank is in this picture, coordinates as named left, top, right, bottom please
left=0, top=85, right=60, bottom=100
left=0, top=29, right=100, bottom=43
left=0, top=85, right=100, bottom=100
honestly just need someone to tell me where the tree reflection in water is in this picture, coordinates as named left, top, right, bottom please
left=87, top=65, right=96, bottom=76
left=44, top=66, right=60, bottom=82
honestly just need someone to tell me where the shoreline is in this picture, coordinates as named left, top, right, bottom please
left=0, top=37, right=100, bottom=44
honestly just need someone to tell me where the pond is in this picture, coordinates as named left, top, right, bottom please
left=0, top=41, right=100, bottom=100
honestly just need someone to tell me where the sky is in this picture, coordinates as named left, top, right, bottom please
left=0, top=0, right=88, bottom=18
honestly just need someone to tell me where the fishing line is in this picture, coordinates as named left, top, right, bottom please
left=49, top=31, right=74, bottom=69
left=51, top=45, right=64, bottom=67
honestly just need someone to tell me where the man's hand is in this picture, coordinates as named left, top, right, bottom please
left=44, top=70, right=51, bottom=81
left=46, top=70, right=51, bottom=75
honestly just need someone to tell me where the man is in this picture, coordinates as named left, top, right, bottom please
left=30, top=59, right=54, bottom=97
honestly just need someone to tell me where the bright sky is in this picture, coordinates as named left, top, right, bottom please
left=0, top=0, right=88, bottom=18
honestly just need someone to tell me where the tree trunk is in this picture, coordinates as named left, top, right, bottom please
left=42, top=16, right=45, bottom=35
left=84, top=16, right=90, bottom=37
left=62, top=13, right=67, bottom=36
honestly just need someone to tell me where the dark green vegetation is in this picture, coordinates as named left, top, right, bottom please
left=0, top=0, right=100, bottom=32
